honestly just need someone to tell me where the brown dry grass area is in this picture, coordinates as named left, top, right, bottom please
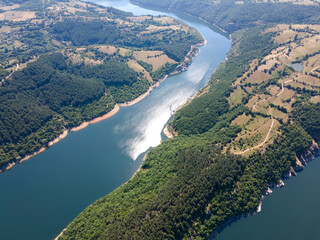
left=0, top=4, right=20, bottom=11
left=66, top=52, right=83, bottom=65
left=303, top=54, right=320, bottom=72
left=268, top=85, right=281, bottom=95
left=13, top=40, right=23, bottom=48
left=310, top=95, right=320, bottom=103
left=0, top=26, right=13, bottom=33
left=0, top=11, right=36, bottom=21
left=133, top=51, right=177, bottom=71
left=119, top=48, right=131, bottom=57
left=127, top=16, right=151, bottom=22
left=298, top=75, right=320, bottom=87
left=274, top=30, right=308, bottom=44
left=97, top=45, right=117, bottom=54
left=141, top=25, right=182, bottom=35
left=246, top=70, right=273, bottom=84
left=290, top=35, right=320, bottom=60
left=231, top=114, right=252, bottom=126
left=127, top=60, right=153, bottom=82
left=84, top=58, right=102, bottom=66
left=288, top=80, right=315, bottom=90
left=291, top=24, right=320, bottom=33
left=154, top=17, right=175, bottom=24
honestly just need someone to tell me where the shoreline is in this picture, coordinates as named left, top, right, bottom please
left=54, top=32, right=206, bottom=240
left=163, top=125, right=174, bottom=138
left=0, top=38, right=206, bottom=175
left=71, top=104, right=120, bottom=132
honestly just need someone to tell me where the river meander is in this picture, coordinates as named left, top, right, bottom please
left=0, top=1, right=230, bottom=239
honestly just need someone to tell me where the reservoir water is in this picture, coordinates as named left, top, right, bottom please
left=216, top=157, right=320, bottom=240
left=0, top=1, right=230, bottom=239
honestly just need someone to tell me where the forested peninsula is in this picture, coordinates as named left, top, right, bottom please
left=58, top=0, right=320, bottom=239
left=0, top=0, right=203, bottom=172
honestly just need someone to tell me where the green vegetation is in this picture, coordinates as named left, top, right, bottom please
left=0, top=0, right=203, bottom=170
left=133, top=0, right=320, bottom=33
left=59, top=0, right=320, bottom=239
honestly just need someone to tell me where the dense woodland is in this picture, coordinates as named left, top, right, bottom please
left=133, top=0, right=320, bottom=32
left=59, top=0, right=320, bottom=239
left=0, top=0, right=203, bottom=169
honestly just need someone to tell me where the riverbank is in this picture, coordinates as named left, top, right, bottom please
left=71, top=105, right=120, bottom=132
left=54, top=36, right=207, bottom=240
left=0, top=38, right=206, bottom=175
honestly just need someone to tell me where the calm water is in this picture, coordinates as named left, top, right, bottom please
left=289, top=62, right=304, bottom=71
left=0, top=1, right=230, bottom=239
left=216, top=157, right=320, bottom=240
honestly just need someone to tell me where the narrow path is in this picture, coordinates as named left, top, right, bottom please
left=0, top=64, right=19, bottom=86
left=241, top=79, right=290, bottom=154
left=235, top=117, right=275, bottom=155
left=277, top=79, right=292, bottom=96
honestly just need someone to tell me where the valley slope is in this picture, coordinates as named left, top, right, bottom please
left=58, top=0, right=320, bottom=239
left=0, top=0, right=203, bottom=172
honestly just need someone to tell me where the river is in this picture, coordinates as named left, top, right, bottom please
left=0, top=1, right=230, bottom=239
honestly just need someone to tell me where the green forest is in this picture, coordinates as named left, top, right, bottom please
left=0, top=0, right=203, bottom=170
left=58, top=0, right=320, bottom=239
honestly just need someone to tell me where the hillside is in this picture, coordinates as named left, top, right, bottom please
left=58, top=0, right=320, bottom=239
left=0, top=0, right=203, bottom=171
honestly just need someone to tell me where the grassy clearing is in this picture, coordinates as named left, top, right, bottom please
left=133, top=50, right=177, bottom=71
left=231, top=113, right=252, bottom=126
left=127, top=59, right=153, bottom=82
left=227, top=88, right=246, bottom=107
left=97, top=45, right=117, bottom=54
left=230, top=116, right=275, bottom=153
left=0, top=11, right=36, bottom=21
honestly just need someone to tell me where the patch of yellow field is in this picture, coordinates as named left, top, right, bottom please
left=231, top=114, right=252, bottom=126
left=289, top=35, right=320, bottom=60
left=268, top=85, right=281, bottom=96
left=310, top=95, right=320, bottom=103
left=303, top=54, right=320, bottom=72
left=0, top=4, right=20, bottom=11
left=153, top=16, right=175, bottom=24
left=0, top=26, right=12, bottom=33
left=76, top=48, right=86, bottom=52
left=119, top=48, right=131, bottom=57
left=274, top=30, right=308, bottom=44
left=66, top=52, right=83, bottom=65
left=227, top=88, right=246, bottom=107
left=127, top=16, right=152, bottom=22
left=141, top=25, right=182, bottom=35
left=13, top=40, right=23, bottom=48
left=265, top=24, right=289, bottom=33
left=133, top=51, right=177, bottom=71
left=84, top=58, right=102, bottom=66
left=127, top=60, right=153, bottom=82
left=97, top=45, right=117, bottom=54
left=287, top=80, right=315, bottom=90
left=0, top=11, right=36, bottom=21
left=291, top=24, right=320, bottom=33
left=298, top=75, right=320, bottom=87
left=244, top=86, right=254, bottom=93
left=246, top=70, right=273, bottom=84
left=280, top=88, right=296, bottom=101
